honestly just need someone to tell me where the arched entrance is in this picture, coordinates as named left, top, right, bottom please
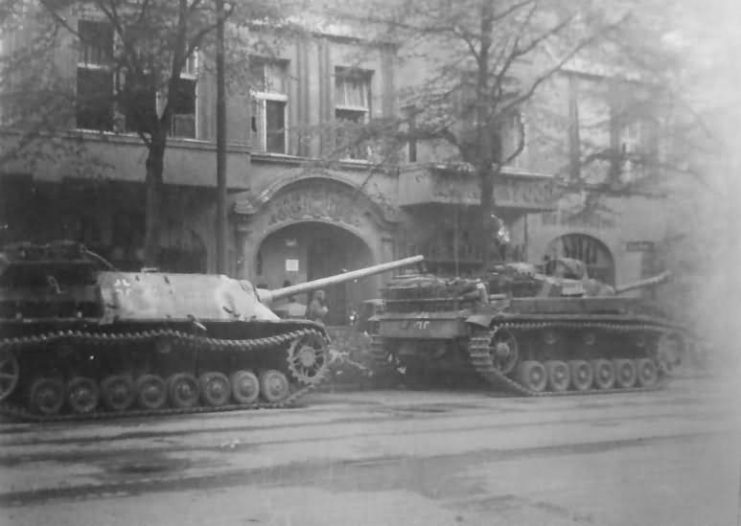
left=545, top=233, right=615, bottom=285
left=257, top=222, right=374, bottom=325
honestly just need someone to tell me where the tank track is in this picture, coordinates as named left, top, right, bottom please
left=467, top=321, right=672, bottom=396
left=0, top=327, right=328, bottom=422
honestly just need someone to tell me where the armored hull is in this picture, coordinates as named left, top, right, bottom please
left=0, top=242, right=422, bottom=420
left=371, top=264, right=690, bottom=395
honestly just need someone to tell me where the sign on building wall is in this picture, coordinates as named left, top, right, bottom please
left=626, top=241, right=655, bottom=252
left=399, top=167, right=557, bottom=212
left=285, top=258, right=299, bottom=272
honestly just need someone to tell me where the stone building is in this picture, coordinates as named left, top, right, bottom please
left=0, top=6, right=673, bottom=326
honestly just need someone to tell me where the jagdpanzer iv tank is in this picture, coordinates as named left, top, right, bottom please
left=0, top=240, right=422, bottom=421
left=370, top=257, right=692, bottom=395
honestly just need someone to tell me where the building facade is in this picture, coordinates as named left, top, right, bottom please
left=0, top=7, right=673, bottom=325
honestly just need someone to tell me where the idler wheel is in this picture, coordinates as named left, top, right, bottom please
left=545, top=360, right=571, bottom=392
left=287, top=333, right=329, bottom=385
left=613, top=359, right=637, bottom=388
left=635, top=358, right=658, bottom=387
left=199, top=372, right=231, bottom=407
left=230, top=370, right=260, bottom=405
left=517, top=361, right=547, bottom=392
left=591, top=359, right=615, bottom=390
left=167, top=373, right=200, bottom=409
left=67, top=377, right=100, bottom=414
left=29, top=377, right=65, bottom=415
left=569, top=360, right=593, bottom=391
left=259, top=369, right=290, bottom=403
left=100, top=375, right=136, bottom=411
left=136, top=374, right=167, bottom=410
left=0, top=350, right=20, bottom=402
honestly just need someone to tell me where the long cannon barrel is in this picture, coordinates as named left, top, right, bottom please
left=256, top=255, right=424, bottom=305
left=614, top=270, right=671, bottom=295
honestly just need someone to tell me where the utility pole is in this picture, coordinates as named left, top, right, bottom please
left=215, top=0, right=228, bottom=273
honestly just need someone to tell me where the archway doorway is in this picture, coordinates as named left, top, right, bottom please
left=545, top=233, right=615, bottom=285
left=257, top=222, right=374, bottom=325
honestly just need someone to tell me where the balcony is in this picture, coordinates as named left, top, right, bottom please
left=399, top=163, right=557, bottom=212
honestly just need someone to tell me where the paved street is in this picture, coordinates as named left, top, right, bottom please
left=0, top=375, right=739, bottom=526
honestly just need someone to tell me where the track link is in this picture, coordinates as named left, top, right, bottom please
left=0, top=327, right=329, bottom=422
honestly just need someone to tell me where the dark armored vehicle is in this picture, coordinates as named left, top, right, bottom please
left=0, top=241, right=422, bottom=420
left=370, top=258, right=689, bottom=395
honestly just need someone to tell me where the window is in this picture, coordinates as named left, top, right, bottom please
left=573, top=76, right=612, bottom=182
left=76, top=20, right=114, bottom=131
left=568, top=74, right=657, bottom=183
left=122, top=73, right=156, bottom=134
left=620, top=120, right=644, bottom=181
left=249, top=58, right=288, bottom=153
left=168, top=50, right=198, bottom=138
left=334, top=67, right=372, bottom=160
left=122, top=54, right=198, bottom=138
left=403, top=105, right=418, bottom=163
left=169, top=75, right=197, bottom=138
left=79, top=20, right=112, bottom=67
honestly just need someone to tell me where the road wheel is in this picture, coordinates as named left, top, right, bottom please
left=613, top=359, right=637, bottom=388
left=545, top=360, right=571, bottom=392
left=167, top=373, right=200, bottom=409
left=0, top=350, right=20, bottom=402
left=199, top=372, right=231, bottom=407
left=67, top=377, right=100, bottom=414
left=591, top=359, right=615, bottom=390
left=488, top=329, right=519, bottom=375
left=29, top=377, right=65, bottom=415
left=231, top=370, right=260, bottom=405
left=259, top=369, right=290, bottom=403
left=100, top=375, right=136, bottom=411
left=569, top=360, right=593, bottom=391
left=517, top=361, right=547, bottom=392
left=635, top=358, right=658, bottom=387
left=136, top=374, right=167, bottom=410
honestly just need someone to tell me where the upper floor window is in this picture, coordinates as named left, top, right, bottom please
left=334, top=67, right=372, bottom=159
left=568, top=73, right=657, bottom=184
left=169, top=53, right=198, bottom=138
left=121, top=72, right=197, bottom=139
left=249, top=58, right=288, bottom=154
left=76, top=20, right=114, bottom=131
left=75, top=19, right=198, bottom=138
left=78, top=20, right=113, bottom=68
left=402, top=105, right=418, bottom=163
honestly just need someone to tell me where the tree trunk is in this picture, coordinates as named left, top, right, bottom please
left=143, top=134, right=166, bottom=268
left=479, top=162, right=495, bottom=270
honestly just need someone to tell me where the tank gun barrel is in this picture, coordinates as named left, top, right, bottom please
left=614, top=270, right=671, bottom=295
left=256, top=255, right=424, bottom=305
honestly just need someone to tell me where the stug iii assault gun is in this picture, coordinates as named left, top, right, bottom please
left=370, top=257, right=689, bottom=396
left=0, top=241, right=422, bottom=421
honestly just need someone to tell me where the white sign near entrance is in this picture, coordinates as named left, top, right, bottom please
left=285, top=259, right=299, bottom=272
